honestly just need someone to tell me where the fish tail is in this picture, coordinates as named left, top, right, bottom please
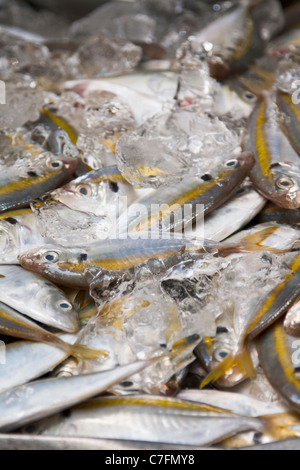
left=68, top=343, right=109, bottom=360
left=200, top=348, right=256, bottom=388
left=237, top=227, right=288, bottom=254
left=261, top=413, right=300, bottom=441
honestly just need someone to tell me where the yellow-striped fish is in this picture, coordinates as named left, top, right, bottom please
left=245, top=92, right=300, bottom=209
left=201, top=251, right=300, bottom=388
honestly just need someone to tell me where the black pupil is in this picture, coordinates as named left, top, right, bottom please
left=201, top=174, right=213, bottom=182
left=280, top=181, right=290, bottom=186
left=216, top=327, right=229, bottom=334
left=109, top=182, right=119, bottom=193
left=79, top=187, right=88, bottom=195
left=219, top=351, right=229, bottom=359
left=226, top=161, right=236, bottom=167
left=52, top=162, right=60, bottom=168
left=120, top=381, right=133, bottom=388
left=236, top=188, right=245, bottom=195
left=60, top=303, right=70, bottom=309
left=46, top=254, right=55, bottom=261
left=5, top=217, right=18, bottom=225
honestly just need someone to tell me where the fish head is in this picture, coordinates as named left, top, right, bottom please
left=19, top=245, right=75, bottom=275
left=271, top=163, right=300, bottom=209
left=37, top=286, right=80, bottom=333
left=56, top=155, right=78, bottom=177
left=234, top=151, right=255, bottom=173
left=19, top=244, right=89, bottom=288
left=284, top=302, right=300, bottom=337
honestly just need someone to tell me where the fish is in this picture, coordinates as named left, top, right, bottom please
left=0, top=266, right=80, bottom=333
left=184, top=184, right=266, bottom=242
left=244, top=92, right=300, bottom=209
left=268, top=29, right=300, bottom=58
left=0, top=301, right=107, bottom=360
left=0, top=136, right=77, bottom=212
left=257, top=203, right=300, bottom=226
left=177, top=389, right=288, bottom=417
left=25, top=395, right=295, bottom=447
left=0, top=360, right=155, bottom=433
left=226, top=63, right=276, bottom=104
left=118, top=152, right=255, bottom=235
left=276, top=88, right=300, bottom=156
left=18, top=227, right=285, bottom=290
left=227, top=222, right=300, bottom=252
left=284, top=300, right=300, bottom=338
left=0, top=335, right=77, bottom=394
left=201, top=251, right=300, bottom=388
left=45, top=166, right=138, bottom=218
left=178, top=0, right=282, bottom=80
left=60, top=72, right=178, bottom=126
left=258, top=319, right=300, bottom=413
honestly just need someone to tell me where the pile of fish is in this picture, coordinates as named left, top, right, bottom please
left=1, top=0, right=300, bottom=450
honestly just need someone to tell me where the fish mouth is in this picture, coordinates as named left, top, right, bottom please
left=18, top=252, right=43, bottom=274
left=237, top=151, right=255, bottom=172
left=61, top=156, right=78, bottom=174
left=283, top=189, right=300, bottom=210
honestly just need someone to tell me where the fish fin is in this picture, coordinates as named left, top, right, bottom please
left=200, top=349, right=255, bottom=388
left=69, top=344, right=109, bottom=360
left=237, top=226, right=288, bottom=254
left=261, top=412, right=300, bottom=441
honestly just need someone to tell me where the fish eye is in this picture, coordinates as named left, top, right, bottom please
left=243, top=91, right=257, bottom=102
left=213, top=347, right=231, bottom=362
left=76, top=184, right=92, bottom=197
left=201, top=174, right=213, bottom=182
left=276, top=177, right=295, bottom=190
left=225, top=159, right=239, bottom=168
left=47, top=160, right=64, bottom=170
left=236, top=187, right=245, bottom=195
left=57, top=301, right=73, bottom=311
left=109, top=181, right=119, bottom=193
left=43, top=251, right=59, bottom=263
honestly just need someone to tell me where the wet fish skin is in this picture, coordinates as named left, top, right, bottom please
left=0, top=360, right=155, bottom=433
left=48, top=165, right=137, bottom=217
left=178, top=389, right=288, bottom=417
left=0, top=301, right=107, bottom=360
left=257, top=203, right=300, bottom=226
left=27, top=395, right=265, bottom=447
left=276, top=89, right=300, bottom=156
left=119, top=152, right=255, bottom=234
left=201, top=251, right=300, bottom=388
left=258, top=320, right=300, bottom=413
left=0, top=265, right=80, bottom=333
left=0, top=155, right=78, bottom=213
left=0, top=335, right=77, bottom=394
left=245, top=92, right=300, bottom=209
left=284, top=301, right=300, bottom=337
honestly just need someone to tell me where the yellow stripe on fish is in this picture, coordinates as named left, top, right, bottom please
left=255, top=96, right=273, bottom=182
left=273, top=322, right=300, bottom=391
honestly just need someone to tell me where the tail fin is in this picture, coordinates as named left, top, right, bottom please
left=68, top=343, right=109, bottom=360
left=233, top=226, right=290, bottom=254
left=261, top=412, right=300, bottom=441
left=201, top=348, right=256, bottom=388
